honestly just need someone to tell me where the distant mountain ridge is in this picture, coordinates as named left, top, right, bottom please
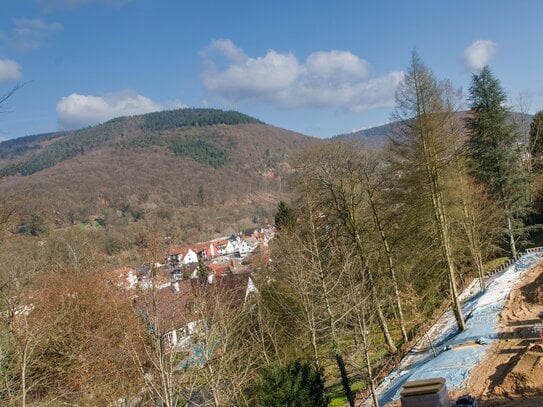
left=333, top=111, right=533, bottom=146
left=333, top=122, right=394, bottom=146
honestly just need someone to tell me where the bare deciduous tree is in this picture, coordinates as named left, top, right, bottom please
left=389, top=51, right=466, bottom=331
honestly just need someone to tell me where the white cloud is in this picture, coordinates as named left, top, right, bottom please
left=463, top=40, right=497, bottom=71
left=201, top=39, right=403, bottom=112
left=56, top=90, right=184, bottom=128
left=306, top=50, right=369, bottom=81
left=7, top=18, right=63, bottom=50
left=0, top=59, right=22, bottom=82
left=201, top=40, right=303, bottom=100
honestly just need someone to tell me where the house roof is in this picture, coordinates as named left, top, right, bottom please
left=168, top=246, right=190, bottom=257
left=242, top=236, right=259, bottom=246
left=207, top=263, right=229, bottom=276
left=168, top=242, right=217, bottom=257
left=135, top=273, right=253, bottom=333
left=215, top=239, right=230, bottom=247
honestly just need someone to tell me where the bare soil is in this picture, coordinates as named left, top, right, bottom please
left=466, top=262, right=543, bottom=406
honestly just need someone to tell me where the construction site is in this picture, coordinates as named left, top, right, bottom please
left=379, top=250, right=543, bottom=407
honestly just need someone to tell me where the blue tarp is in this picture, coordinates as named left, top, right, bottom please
left=377, top=252, right=543, bottom=406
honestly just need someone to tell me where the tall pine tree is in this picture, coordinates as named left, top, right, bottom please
left=465, top=66, right=527, bottom=257
left=529, top=110, right=543, bottom=172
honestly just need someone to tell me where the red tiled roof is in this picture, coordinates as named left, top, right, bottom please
left=168, top=242, right=217, bottom=258
left=207, top=263, right=228, bottom=276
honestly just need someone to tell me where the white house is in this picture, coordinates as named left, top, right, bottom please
left=182, top=249, right=198, bottom=265
left=217, top=240, right=235, bottom=256
left=239, top=240, right=250, bottom=257
left=239, top=237, right=260, bottom=257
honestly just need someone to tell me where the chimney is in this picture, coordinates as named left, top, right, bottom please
left=172, top=281, right=180, bottom=292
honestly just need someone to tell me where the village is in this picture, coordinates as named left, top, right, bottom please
left=104, top=226, right=275, bottom=352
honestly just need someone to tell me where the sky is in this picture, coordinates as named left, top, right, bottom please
left=0, top=0, right=542, bottom=140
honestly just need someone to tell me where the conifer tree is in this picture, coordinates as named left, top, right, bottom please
left=274, top=201, right=296, bottom=230
left=465, top=66, right=527, bottom=257
left=256, top=360, right=328, bottom=407
left=529, top=110, right=543, bottom=172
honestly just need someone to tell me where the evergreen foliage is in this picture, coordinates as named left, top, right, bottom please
left=1, top=123, right=124, bottom=176
left=141, top=108, right=262, bottom=131
left=274, top=201, right=296, bottom=230
left=529, top=110, right=543, bottom=171
left=0, top=108, right=258, bottom=176
left=255, top=360, right=328, bottom=407
left=170, top=138, right=227, bottom=168
left=465, top=66, right=528, bottom=255
left=122, top=133, right=230, bottom=168
left=465, top=67, right=522, bottom=196
left=15, top=214, right=48, bottom=236
left=0, top=132, right=59, bottom=160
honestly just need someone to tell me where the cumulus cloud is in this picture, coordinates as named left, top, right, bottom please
left=56, top=90, right=184, bottom=128
left=201, top=39, right=403, bottom=112
left=463, top=40, right=497, bottom=71
left=5, top=18, right=63, bottom=50
left=306, top=50, right=370, bottom=81
left=0, top=59, right=22, bottom=83
left=201, top=40, right=303, bottom=100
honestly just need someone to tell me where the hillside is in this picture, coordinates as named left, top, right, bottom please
left=333, top=122, right=394, bottom=147
left=0, top=108, right=317, bottom=243
left=333, top=112, right=533, bottom=146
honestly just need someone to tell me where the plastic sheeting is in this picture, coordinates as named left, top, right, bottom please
left=376, top=252, right=543, bottom=406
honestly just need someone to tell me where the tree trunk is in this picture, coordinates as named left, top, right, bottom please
left=506, top=212, right=517, bottom=258
left=358, top=313, right=379, bottom=407
left=370, top=278, right=397, bottom=354
left=308, top=206, right=355, bottom=407
left=413, top=62, right=465, bottom=332
left=460, top=195, right=486, bottom=291
left=317, top=267, right=355, bottom=407
left=366, top=189, right=408, bottom=343
left=21, top=341, right=28, bottom=407
left=354, top=230, right=397, bottom=354
left=310, top=323, right=321, bottom=373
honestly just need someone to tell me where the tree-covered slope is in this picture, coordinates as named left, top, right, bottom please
left=0, top=108, right=264, bottom=176
left=0, top=109, right=317, bottom=240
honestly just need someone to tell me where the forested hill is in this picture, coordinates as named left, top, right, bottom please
left=333, top=111, right=533, bottom=146
left=0, top=108, right=264, bottom=175
left=333, top=122, right=394, bottom=147
left=0, top=108, right=316, bottom=242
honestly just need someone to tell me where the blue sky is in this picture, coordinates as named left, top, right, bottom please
left=0, top=0, right=542, bottom=140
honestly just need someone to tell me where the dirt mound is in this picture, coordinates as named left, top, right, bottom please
left=494, top=343, right=543, bottom=397
left=521, top=270, right=543, bottom=305
left=467, top=262, right=543, bottom=406
left=499, top=264, right=543, bottom=324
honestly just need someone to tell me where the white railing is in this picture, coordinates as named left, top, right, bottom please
left=483, top=246, right=543, bottom=278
